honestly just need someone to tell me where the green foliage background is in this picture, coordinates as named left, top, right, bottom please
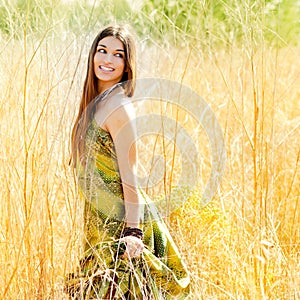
left=0, top=0, right=299, bottom=47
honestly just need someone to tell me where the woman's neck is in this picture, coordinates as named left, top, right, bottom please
left=98, top=81, right=121, bottom=95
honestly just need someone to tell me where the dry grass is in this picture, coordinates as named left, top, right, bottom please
left=0, top=24, right=299, bottom=300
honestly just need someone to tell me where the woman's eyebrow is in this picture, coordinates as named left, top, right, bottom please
left=97, top=43, right=124, bottom=52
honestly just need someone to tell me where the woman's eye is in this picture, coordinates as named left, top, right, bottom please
left=97, top=48, right=106, bottom=53
left=115, top=53, right=123, bottom=58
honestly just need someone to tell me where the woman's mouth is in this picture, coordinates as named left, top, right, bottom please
left=100, top=65, right=114, bottom=72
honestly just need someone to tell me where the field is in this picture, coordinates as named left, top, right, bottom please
left=0, top=0, right=299, bottom=299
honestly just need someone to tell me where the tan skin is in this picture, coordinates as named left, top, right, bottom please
left=93, top=37, right=144, bottom=259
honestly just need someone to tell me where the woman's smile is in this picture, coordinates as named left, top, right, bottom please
left=99, top=65, right=115, bottom=72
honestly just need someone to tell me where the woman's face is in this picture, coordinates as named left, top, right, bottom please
left=94, top=36, right=126, bottom=92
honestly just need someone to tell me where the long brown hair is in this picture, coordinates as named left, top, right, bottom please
left=70, top=25, right=136, bottom=167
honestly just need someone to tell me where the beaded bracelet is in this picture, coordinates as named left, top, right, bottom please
left=121, top=227, right=143, bottom=240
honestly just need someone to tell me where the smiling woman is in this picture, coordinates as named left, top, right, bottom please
left=94, top=37, right=126, bottom=94
left=65, top=25, right=190, bottom=299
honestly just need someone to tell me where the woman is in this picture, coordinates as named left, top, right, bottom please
left=65, top=25, right=190, bottom=299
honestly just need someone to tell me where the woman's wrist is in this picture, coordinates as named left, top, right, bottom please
left=121, top=227, right=143, bottom=240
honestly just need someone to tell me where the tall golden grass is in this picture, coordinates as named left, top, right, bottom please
left=0, top=16, right=299, bottom=300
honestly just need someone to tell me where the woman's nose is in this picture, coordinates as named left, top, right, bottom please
left=104, top=53, right=113, bottom=63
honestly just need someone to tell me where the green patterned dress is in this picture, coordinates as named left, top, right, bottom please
left=65, top=89, right=190, bottom=299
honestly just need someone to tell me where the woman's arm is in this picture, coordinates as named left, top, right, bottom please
left=101, top=95, right=144, bottom=258
left=102, top=95, right=141, bottom=228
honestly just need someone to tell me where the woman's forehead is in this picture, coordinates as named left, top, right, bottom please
left=97, top=36, right=124, bottom=50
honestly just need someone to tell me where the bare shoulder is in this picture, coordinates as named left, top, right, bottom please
left=108, top=89, right=134, bottom=110
left=106, top=90, right=136, bottom=120
left=94, top=89, right=135, bottom=129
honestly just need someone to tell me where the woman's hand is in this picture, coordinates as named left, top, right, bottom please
left=120, top=235, right=144, bottom=259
